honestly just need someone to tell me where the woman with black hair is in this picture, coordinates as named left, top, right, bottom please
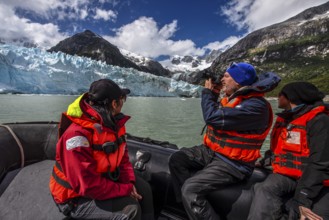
left=50, top=79, right=154, bottom=220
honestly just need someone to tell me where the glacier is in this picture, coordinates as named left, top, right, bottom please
left=0, top=44, right=202, bottom=97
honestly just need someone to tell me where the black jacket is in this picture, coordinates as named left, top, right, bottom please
left=277, top=102, right=329, bottom=207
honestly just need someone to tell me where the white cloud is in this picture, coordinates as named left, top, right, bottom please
left=159, top=20, right=178, bottom=39
left=0, top=0, right=327, bottom=58
left=104, top=0, right=121, bottom=7
left=221, top=0, right=329, bottom=32
left=0, top=2, right=66, bottom=48
left=104, top=1, right=329, bottom=59
left=0, top=1, right=116, bottom=48
left=3, top=0, right=90, bottom=19
left=104, top=16, right=242, bottom=59
left=80, top=8, right=88, bottom=20
left=203, top=36, right=241, bottom=51
left=93, top=8, right=117, bottom=21
left=4, top=0, right=63, bottom=17
left=104, top=17, right=204, bottom=58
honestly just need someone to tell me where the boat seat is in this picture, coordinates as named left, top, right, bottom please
left=208, top=168, right=270, bottom=219
left=0, top=160, right=67, bottom=220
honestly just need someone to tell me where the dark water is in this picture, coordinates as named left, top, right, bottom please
left=0, top=94, right=278, bottom=153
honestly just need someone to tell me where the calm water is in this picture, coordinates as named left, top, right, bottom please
left=0, top=94, right=279, bottom=153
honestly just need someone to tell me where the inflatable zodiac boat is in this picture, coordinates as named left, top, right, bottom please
left=0, top=122, right=270, bottom=220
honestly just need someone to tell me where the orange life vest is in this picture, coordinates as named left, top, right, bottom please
left=271, top=106, right=329, bottom=186
left=49, top=114, right=127, bottom=203
left=204, top=93, right=273, bottom=163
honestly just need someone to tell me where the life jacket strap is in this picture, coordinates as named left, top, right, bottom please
left=207, top=131, right=262, bottom=149
left=209, top=129, right=265, bottom=144
left=273, top=160, right=306, bottom=170
left=52, top=161, right=73, bottom=190
left=92, top=135, right=126, bottom=153
left=275, top=153, right=309, bottom=163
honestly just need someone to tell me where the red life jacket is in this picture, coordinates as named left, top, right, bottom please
left=271, top=106, right=329, bottom=186
left=49, top=113, right=127, bottom=203
left=204, top=93, right=273, bottom=163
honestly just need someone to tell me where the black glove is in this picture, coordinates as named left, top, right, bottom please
left=256, top=150, right=273, bottom=168
left=288, top=199, right=301, bottom=220
left=263, top=150, right=274, bottom=167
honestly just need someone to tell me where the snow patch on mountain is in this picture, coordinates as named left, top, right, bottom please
left=160, top=55, right=211, bottom=73
left=120, top=48, right=152, bottom=66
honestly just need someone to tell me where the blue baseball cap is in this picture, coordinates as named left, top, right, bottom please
left=226, top=62, right=257, bottom=86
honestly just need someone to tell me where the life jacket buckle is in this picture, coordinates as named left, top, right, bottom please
left=102, top=167, right=120, bottom=181
left=102, top=142, right=119, bottom=154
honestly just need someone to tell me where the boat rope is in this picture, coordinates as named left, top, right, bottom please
left=0, top=124, right=25, bottom=168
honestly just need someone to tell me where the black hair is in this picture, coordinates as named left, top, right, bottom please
left=91, top=104, right=117, bottom=130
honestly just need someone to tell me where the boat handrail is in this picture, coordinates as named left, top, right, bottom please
left=0, top=124, right=25, bottom=168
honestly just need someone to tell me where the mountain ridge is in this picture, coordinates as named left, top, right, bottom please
left=47, top=30, right=174, bottom=78
left=208, top=1, right=329, bottom=94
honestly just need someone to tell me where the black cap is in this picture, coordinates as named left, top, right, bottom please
left=280, top=82, right=324, bottom=105
left=88, top=79, right=130, bottom=102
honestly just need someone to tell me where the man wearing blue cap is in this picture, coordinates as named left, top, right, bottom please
left=169, top=62, right=280, bottom=220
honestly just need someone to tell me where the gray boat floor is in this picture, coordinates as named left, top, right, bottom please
left=0, top=160, right=67, bottom=220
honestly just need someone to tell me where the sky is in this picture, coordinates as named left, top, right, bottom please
left=0, top=0, right=328, bottom=60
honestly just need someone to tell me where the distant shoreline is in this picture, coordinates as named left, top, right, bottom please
left=0, top=93, right=329, bottom=102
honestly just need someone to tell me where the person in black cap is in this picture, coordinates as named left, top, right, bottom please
left=169, top=62, right=281, bottom=219
left=248, top=82, right=329, bottom=220
left=50, top=79, right=154, bottom=220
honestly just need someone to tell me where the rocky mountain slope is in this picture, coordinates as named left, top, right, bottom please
left=47, top=30, right=222, bottom=80
left=119, top=49, right=172, bottom=77
left=48, top=30, right=172, bottom=77
left=48, top=30, right=140, bottom=69
left=208, top=1, right=329, bottom=95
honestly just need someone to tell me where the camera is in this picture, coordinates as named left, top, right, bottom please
left=200, top=69, right=222, bottom=85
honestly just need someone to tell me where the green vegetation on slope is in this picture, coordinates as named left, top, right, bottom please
left=246, top=34, right=329, bottom=96
left=256, top=57, right=329, bottom=97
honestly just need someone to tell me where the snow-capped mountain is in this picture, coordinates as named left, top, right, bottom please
left=2, top=30, right=223, bottom=86
left=160, top=55, right=211, bottom=74
left=157, top=49, right=222, bottom=85
left=121, top=48, right=222, bottom=85
left=0, top=44, right=202, bottom=97
left=48, top=30, right=173, bottom=78
left=120, top=41, right=223, bottom=75
left=120, top=48, right=172, bottom=77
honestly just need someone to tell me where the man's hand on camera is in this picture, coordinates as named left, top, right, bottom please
left=205, top=78, right=222, bottom=95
